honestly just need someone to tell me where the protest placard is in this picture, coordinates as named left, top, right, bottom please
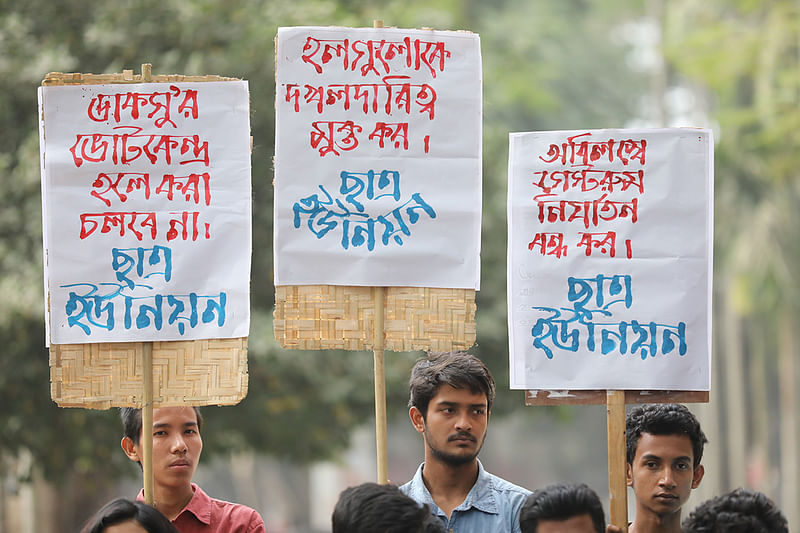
left=509, top=128, right=714, bottom=529
left=274, top=25, right=482, bottom=289
left=508, top=128, right=713, bottom=391
left=40, top=78, right=251, bottom=345
left=272, top=26, right=481, bottom=353
left=40, top=68, right=251, bottom=409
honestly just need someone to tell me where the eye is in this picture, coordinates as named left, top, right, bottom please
left=676, top=462, right=690, bottom=470
left=473, top=408, right=485, bottom=415
left=645, top=461, right=658, bottom=469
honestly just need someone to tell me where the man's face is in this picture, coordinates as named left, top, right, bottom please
left=411, top=384, right=489, bottom=466
left=124, top=406, right=203, bottom=491
left=536, top=514, right=597, bottom=533
left=626, top=432, right=704, bottom=518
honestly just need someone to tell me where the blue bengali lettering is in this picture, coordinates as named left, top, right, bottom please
left=293, top=169, right=436, bottom=251
left=530, top=274, right=687, bottom=360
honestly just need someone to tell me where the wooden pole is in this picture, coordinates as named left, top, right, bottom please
left=369, top=21, right=388, bottom=486
left=140, top=63, right=156, bottom=506
left=142, top=341, right=155, bottom=505
left=607, top=390, right=628, bottom=532
left=373, top=286, right=388, bottom=484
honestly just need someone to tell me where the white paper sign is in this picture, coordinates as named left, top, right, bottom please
left=39, top=81, right=252, bottom=345
left=274, top=26, right=482, bottom=289
left=508, top=129, right=713, bottom=390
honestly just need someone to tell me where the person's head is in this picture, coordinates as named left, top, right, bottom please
left=408, top=352, right=495, bottom=466
left=120, top=406, right=203, bottom=490
left=408, top=351, right=496, bottom=417
left=519, top=483, right=605, bottom=533
left=681, top=488, right=788, bottom=533
left=81, top=498, right=179, bottom=533
left=332, top=482, right=445, bottom=533
left=625, top=404, right=706, bottom=519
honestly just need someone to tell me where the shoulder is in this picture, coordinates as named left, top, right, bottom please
left=399, top=463, right=424, bottom=493
left=210, top=497, right=263, bottom=519
left=483, top=470, right=531, bottom=503
left=398, top=463, right=434, bottom=505
left=206, top=494, right=266, bottom=531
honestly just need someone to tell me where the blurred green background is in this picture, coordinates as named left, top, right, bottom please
left=1, top=0, right=798, bottom=531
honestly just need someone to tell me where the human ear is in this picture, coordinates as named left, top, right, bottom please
left=121, top=436, right=140, bottom=462
left=625, top=463, right=633, bottom=487
left=691, top=464, right=704, bottom=488
left=409, top=406, right=426, bottom=434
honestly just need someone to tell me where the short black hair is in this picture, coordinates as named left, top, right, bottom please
left=682, top=488, right=788, bottom=533
left=120, top=406, right=204, bottom=445
left=332, top=483, right=445, bottom=533
left=626, top=404, right=706, bottom=467
left=408, top=351, right=495, bottom=418
left=519, top=483, right=605, bottom=533
left=81, top=498, right=178, bottom=533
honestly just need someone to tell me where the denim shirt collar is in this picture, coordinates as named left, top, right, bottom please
left=408, top=459, right=499, bottom=516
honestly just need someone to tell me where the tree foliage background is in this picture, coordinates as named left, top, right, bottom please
left=0, top=0, right=798, bottom=529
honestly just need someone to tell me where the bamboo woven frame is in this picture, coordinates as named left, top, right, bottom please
left=274, top=285, right=476, bottom=352
left=44, top=68, right=249, bottom=409
left=50, top=339, right=249, bottom=409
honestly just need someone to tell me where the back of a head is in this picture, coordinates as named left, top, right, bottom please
left=626, top=403, right=707, bottom=467
left=682, top=488, right=788, bottom=533
left=519, top=483, right=605, bottom=533
left=82, top=498, right=179, bottom=533
left=332, top=482, right=445, bottom=533
left=408, top=351, right=496, bottom=417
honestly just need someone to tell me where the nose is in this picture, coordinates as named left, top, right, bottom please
left=170, top=434, right=188, bottom=454
left=658, top=467, right=676, bottom=488
left=455, top=412, right=472, bottom=432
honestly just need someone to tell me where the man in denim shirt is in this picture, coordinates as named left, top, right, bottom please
left=399, top=352, right=531, bottom=533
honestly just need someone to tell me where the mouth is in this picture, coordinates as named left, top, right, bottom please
left=654, top=493, right=679, bottom=502
left=170, top=460, right=191, bottom=468
left=448, top=434, right=476, bottom=444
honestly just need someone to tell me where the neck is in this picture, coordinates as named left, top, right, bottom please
left=630, top=506, right=682, bottom=533
left=421, top=456, right=479, bottom=517
left=152, top=483, right=194, bottom=521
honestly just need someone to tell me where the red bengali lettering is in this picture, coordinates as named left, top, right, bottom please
left=86, top=85, right=197, bottom=128
left=299, top=36, right=451, bottom=78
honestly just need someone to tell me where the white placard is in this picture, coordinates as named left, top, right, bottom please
left=508, top=128, right=713, bottom=390
left=274, top=26, right=482, bottom=289
left=39, top=81, right=252, bottom=345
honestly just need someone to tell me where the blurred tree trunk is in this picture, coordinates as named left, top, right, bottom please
left=723, top=301, right=747, bottom=489
left=647, top=0, right=667, bottom=126
left=779, top=310, right=798, bottom=525
left=746, top=322, right=770, bottom=492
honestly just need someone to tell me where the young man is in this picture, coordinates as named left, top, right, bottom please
left=625, top=403, right=706, bottom=533
left=681, top=488, right=788, bottom=533
left=519, top=483, right=605, bottom=533
left=332, top=482, right=445, bottom=533
left=120, top=406, right=266, bottom=533
left=399, top=351, right=531, bottom=532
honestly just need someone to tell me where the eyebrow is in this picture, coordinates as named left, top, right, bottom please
left=152, top=421, right=198, bottom=430
left=640, top=453, right=692, bottom=462
left=435, top=400, right=487, bottom=409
